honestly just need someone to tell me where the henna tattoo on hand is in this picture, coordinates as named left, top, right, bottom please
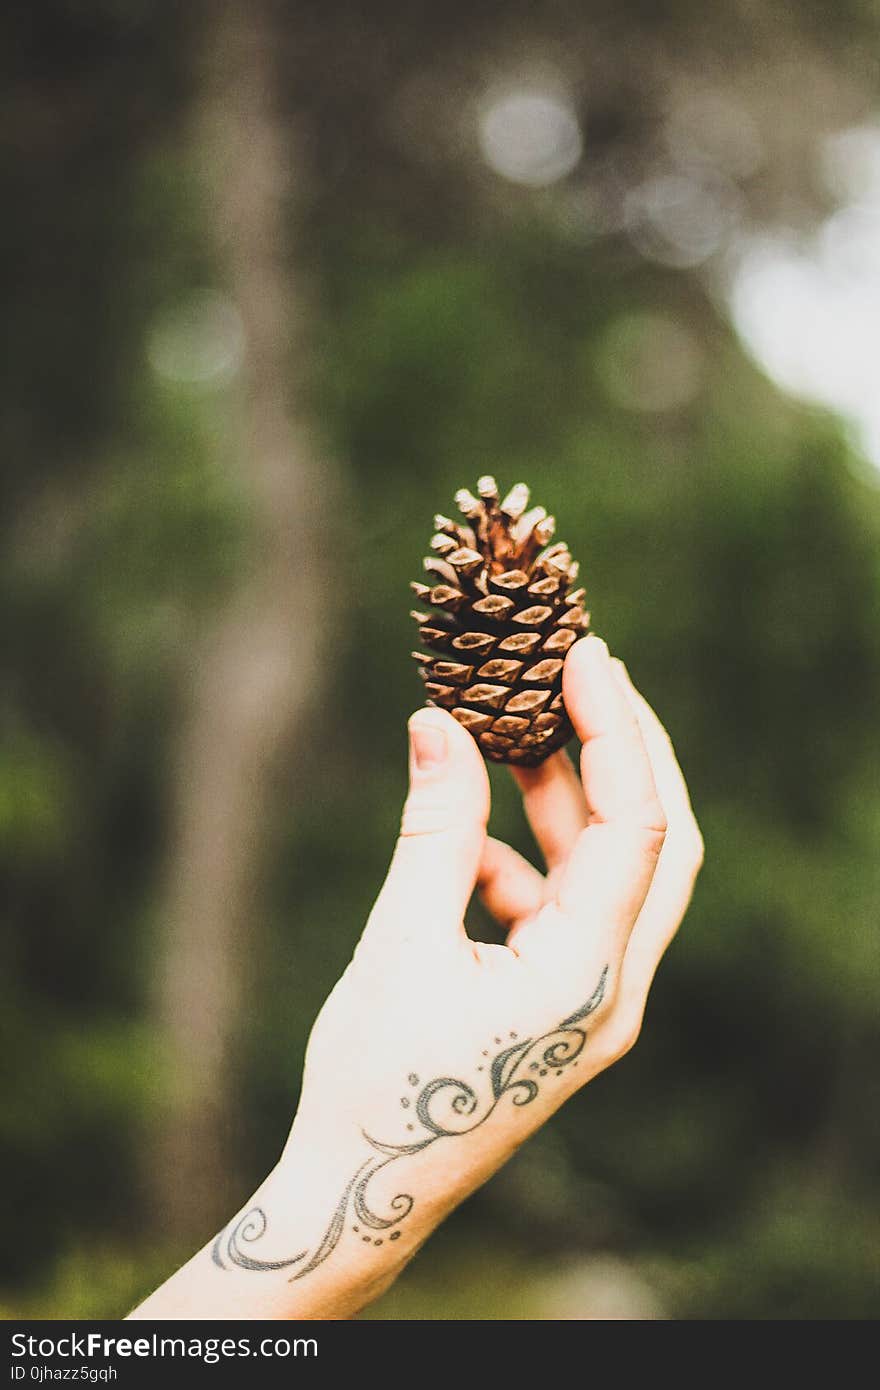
left=212, top=966, right=608, bottom=1280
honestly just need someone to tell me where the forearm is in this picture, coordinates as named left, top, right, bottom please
left=127, top=1132, right=467, bottom=1321
left=128, top=1106, right=526, bottom=1321
left=125, top=1167, right=394, bottom=1317
left=128, top=1155, right=408, bottom=1321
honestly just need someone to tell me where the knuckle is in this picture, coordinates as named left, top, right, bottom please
left=689, top=828, right=705, bottom=874
left=678, top=823, right=704, bottom=876
left=600, top=1011, right=643, bottom=1064
left=647, top=795, right=668, bottom=837
left=662, top=815, right=703, bottom=877
left=399, top=798, right=450, bottom=838
left=591, top=994, right=615, bottom=1029
left=590, top=966, right=621, bottom=1021
left=643, top=818, right=668, bottom=862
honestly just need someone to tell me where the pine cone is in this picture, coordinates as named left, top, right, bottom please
left=410, top=476, right=590, bottom=766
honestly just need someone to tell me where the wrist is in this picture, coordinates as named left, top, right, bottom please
left=127, top=1137, right=409, bottom=1322
left=264, top=1103, right=511, bottom=1319
left=240, top=1154, right=409, bottom=1318
left=214, top=1112, right=446, bottom=1319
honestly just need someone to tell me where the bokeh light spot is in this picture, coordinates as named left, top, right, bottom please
left=625, top=173, right=742, bottom=268
left=727, top=124, right=880, bottom=474
left=731, top=220, right=880, bottom=471
left=147, top=291, right=245, bottom=386
left=478, top=88, right=582, bottom=187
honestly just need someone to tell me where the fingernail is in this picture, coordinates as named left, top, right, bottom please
left=583, top=634, right=611, bottom=665
left=409, top=718, right=448, bottom=771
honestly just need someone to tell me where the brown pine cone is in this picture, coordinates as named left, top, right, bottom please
left=410, top=476, right=590, bottom=766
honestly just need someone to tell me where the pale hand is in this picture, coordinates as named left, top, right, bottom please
left=130, top=636, right=703, bottom=1320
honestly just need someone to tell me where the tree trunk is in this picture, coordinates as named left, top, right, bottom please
left=150, top=0, right=334, bottom=1240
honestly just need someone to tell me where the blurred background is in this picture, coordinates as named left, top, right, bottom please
left=2, top=0, right=879, bottom=1320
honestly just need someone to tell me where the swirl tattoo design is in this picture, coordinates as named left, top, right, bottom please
left=212, top=965, right=608, bottom=1280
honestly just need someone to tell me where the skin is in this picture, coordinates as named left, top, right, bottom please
left=130, top=636, right=703, bottom=1320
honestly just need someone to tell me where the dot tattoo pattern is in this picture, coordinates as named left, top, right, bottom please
left=211, top=967, right=608, bottom=1282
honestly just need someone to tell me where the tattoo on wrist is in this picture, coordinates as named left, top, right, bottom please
left=212, top=966, right=608, bottom=1281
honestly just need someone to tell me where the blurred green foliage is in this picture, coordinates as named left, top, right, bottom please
left=2, top=0, right=879, bottom=1320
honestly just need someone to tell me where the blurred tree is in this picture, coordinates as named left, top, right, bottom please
left=150, top=0, right=341, bottom=1238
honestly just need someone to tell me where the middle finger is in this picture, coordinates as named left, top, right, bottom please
left=512, top=750, right=589, bottom=872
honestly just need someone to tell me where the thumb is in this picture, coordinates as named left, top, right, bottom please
left=370, top=707, right=490, bottom=943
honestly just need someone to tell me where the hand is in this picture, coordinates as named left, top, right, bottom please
left=131, top=636, right=702, bottom=1320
